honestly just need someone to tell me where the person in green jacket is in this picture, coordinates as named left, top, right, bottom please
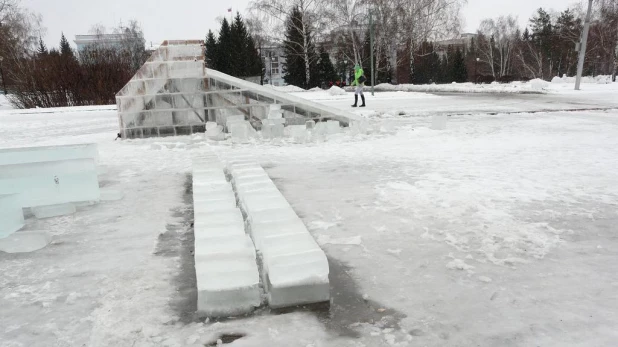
left=351, top=64, right=366, bottom=107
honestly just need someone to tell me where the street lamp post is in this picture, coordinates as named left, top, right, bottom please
left=369, top=9, right=375, bottom=96
left=475, top=58, right=480, bottom=84
left=575, top=0, right=593, bottom=90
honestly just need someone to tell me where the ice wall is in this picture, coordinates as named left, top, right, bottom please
left=0, top=144, right=100, bottom=208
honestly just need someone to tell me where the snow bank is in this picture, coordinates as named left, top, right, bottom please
left=328, top=86, right=347, bottom=96
left=263, top=84, right=306, bottom=92
left=530, top=78, right=549, bottom=91
left=551, top=74, right=613, bottom=84
left=373, top=81, right=544, bottom=94
left=0, top=94, right=13, bottom=110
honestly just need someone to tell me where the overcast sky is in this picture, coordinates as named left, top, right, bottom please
left=25, top=0, right=580, bottom=49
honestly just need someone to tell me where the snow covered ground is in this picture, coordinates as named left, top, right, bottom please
left=1, top=88, right=618, bottom=346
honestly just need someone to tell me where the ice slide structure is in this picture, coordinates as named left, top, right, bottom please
left=115, top=40, right=360, bottom=139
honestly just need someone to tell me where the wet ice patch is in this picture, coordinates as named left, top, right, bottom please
left=376, top=179, right=565, bottom=265
left=0, top=230, right=52, bottom=253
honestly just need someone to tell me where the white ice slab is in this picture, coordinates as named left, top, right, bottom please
left=265, top=249, right=330, bottom=308
left=194, top=223, right=247, bottom=239
left=0, top=143, right=98, bottom=165
left=249, top=218, right=308, bottom=251
left=194, top=235, right=261, bottom=317
left=0, top=194, right=25, bottom=239
left=31, top=203, right=76, bottom=219
left=326, top=120, right=341, bottom=135
left=237, top=182, right=280, bottom=196
left=242, top=195, right=291, bottom=217
left=193, top=192, right=237, bottom=205
left=0, top=160, right=100, bottom=208
left=194, top=234, right=256, bottom=262
left=194, top=210, right=245, bottom=228
left=0, top=144, right=100, bottom=208
left=234, top=175, right=272, bottom=189
left=193, top=181, right=234, bottom=193
left=0, top=230, right=52, bottom=253
left=248, top=207, right=301, bottom=226
left=227, top=162, right=262, bottom=174
left=194, top=201, right=239, bottom=214
left=270, top=124, right=284, bottom=138
left=239, top=191, right=285, bottom=213
left=195, top=258, right=261, bottom=317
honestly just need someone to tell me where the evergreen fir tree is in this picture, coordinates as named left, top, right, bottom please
left=316, top=47, right=337, bottom=86
left=37, top=37, right=48, bottom=57
left=216, top=18, right=233, bottom=74
left=411, top=41, right=437, bottom=84
left=230, top=12, right=249, bottom=76
left=246, top=35, right=264, bottom=78
left=59, top=33, right=74, bottom=59
left=450, top=48, right=468, bottom=83
left=438, top=54, right=449, bottom=83
left=282, top=7, right=318, bottom=88
left=205, top=30, right=218, bottom=69
left=522, top=27, right=531, bottom=41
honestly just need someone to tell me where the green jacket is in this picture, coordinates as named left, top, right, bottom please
left=352, top=68, right=365, bottom=86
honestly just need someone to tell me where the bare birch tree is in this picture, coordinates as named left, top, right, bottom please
left=0, top=0, right=42, bottom=86
left=476, top=15, right=518, bottom=78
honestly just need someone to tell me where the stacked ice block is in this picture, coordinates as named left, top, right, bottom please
left=192, top=152, right=261, bottom=317
left=224, top=156, right=330, bottom=308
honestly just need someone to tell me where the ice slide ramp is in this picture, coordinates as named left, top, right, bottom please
left=116, top=41, right=360, bottom=139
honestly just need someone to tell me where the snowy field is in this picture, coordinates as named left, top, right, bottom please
left=1, top=87, right=618, bottom=347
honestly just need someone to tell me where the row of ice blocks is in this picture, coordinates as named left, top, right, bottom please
left=192, top=153, right=261, bottom=317
left=224, top=157, right=330, bottom=308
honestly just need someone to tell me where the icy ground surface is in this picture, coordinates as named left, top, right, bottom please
left=1, top=89, right=618, bottom=346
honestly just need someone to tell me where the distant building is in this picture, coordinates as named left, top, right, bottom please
left=74, top=33, right=142, bottom=52
left=435, top=33, right=477, bottom=58
left=261, top=45, right=286, bottom=86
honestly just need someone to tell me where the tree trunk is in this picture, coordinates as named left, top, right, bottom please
left=302, top=20, right=310, bottom=87
left=389, top=43, right=398, bottom=84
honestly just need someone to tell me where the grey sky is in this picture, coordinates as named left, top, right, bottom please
left=26, top=0, right=579, bottom=49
